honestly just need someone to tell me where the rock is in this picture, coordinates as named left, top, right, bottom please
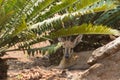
left=75, top=51, right=120, bottom=80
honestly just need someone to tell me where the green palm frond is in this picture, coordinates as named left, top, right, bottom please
left=26, top=42, right=62, bottom=56
left=0, top=0, right=4, bottom=6
left=68, top=0, right=104, bottom=12
left=30, top=0, right=117, bottom=35
left=0, top=18, right=27, bottom=48
left=19, top=0, right=119, bottom=51
left=21, top=23, right=120, bottom=49
left=48, top=23, right=120, bottom=38
left=2, top=42, right=62, bottom=56
left=0, top=0, right=120, bottom=55
left=0, top=11, right=14, bottom=28
left=27, top=0, right=55, bottom=22
left=39, top=0, right=77, bottom=20
left=27, top=0, right=78, bottom=24
left=95, top=6, right=120, bottom=25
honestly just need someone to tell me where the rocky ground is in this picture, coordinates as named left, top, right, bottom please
left=1, top=38, right=120, bottom=80
left=4, top=50, right=88, bottom=80
left=2, top=49, right=120, bottom=80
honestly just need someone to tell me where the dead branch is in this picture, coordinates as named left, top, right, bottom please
left=87, top=36, right=120, bottom=65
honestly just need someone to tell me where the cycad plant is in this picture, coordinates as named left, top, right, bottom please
left=0, top=0, right=120, bottom=56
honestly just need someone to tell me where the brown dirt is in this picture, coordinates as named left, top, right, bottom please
left=1, top=40, right=120, bottom=80
left=4, top=50, right=120, bottom=80
left=1, top=41, right=71, bottom=80
left=3, top=50, right=90, bottom=80
left=73, top=51, right=120, bottom=80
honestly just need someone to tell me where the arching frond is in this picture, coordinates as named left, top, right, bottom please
left=27, top=0, right=55, bottom=22
left=95, top=6, right=120, bottom=25
left=49, top=23, right=120, bottom=38
left=20, top=23, right=120, bottom=50
left=30, top=0, right=117, bottom=36
left=0, top=0, right=120, bottom=55
left=38, top=0, right=78, bottom=20
left=26, top=42, right=62, bottom=56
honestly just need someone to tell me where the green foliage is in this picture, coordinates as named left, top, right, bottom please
left=0, top=0, right=120, bottom=55
left=26, top=42, right=62, bottom=56
left=30, top=0, right=117, bottom=35
left=95, top=7, right=120, bottom=25
left=49, top=23, right=120, bottom=38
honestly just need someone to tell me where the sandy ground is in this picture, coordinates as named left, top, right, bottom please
left=4, top=50, right=89, bottom=80
left=1, top=41, right=120, bottom=80
left=1, top=41, right=74, bottom=80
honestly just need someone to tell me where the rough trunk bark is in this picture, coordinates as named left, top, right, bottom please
left=0, top=58, right=8, bottom=79
left=88, top=37, right=120, bottom=65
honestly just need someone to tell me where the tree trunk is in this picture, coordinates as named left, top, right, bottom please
left=0, top=58, right=8, bottom=79
left=87, top=36, right=120, bottom=65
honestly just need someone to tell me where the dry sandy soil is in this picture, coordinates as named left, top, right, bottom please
left=4, top=50, right=90, bottom=80
left=2, top=41, right=120, bottom=80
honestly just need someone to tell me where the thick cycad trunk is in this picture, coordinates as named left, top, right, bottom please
left=0, top=58, right=8, bottom=79
left=88, top=36, right=120, bottom=65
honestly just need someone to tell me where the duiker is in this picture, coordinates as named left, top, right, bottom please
left=58, top=35, right=91, bottom=69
